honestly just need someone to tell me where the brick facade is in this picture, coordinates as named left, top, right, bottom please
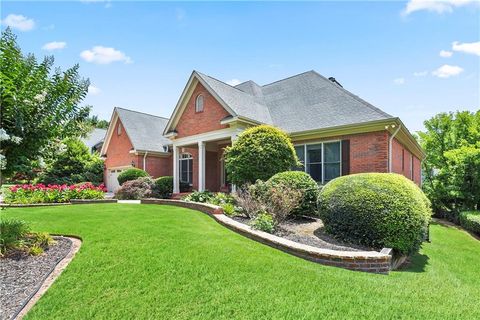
left=391, top=137, right=422, bottom=185
left=174, top=82, right=232, bottom=138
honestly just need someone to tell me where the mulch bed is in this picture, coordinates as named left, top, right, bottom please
left=0, top=237, right=72, bottom=320
left=232, top=215, right=372, bottom=252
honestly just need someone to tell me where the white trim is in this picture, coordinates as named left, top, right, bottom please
left=198, top=141, right=206, bottom=191
left=195, top=94, right=204, bottom=112
left=388, top=123, right=401, bottom=173
left=172, top=127, right=244, bottom=147
left=173, top=146, right=180, bottom=193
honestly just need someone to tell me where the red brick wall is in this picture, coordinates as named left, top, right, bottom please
left=139, top=155, right=172, bottom=178
left=174, top=82, right=232, bottom=138
left=391, top=138, right=421, bottom=185
left=293, top=130, right=389, bottom=174
left=104, top=119, right=137, bottom=169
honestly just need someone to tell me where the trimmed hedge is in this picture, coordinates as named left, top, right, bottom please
left=154, top=176, right=173, bottom=199
left=117, top=168, right=149, bottom=185
left=224, top=125, right=299, bottom=185
left=459, top=211, right=480, bottom=235
left=267, top=171, right=319, bottom=216
left=318, top=173, right=431, bottom=254
left=115, top=177, right=153, bottom=200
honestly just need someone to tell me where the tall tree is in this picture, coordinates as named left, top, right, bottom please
left=418, top=110, right=480, bottom=216
left=0, top=28, right=91, bottom=178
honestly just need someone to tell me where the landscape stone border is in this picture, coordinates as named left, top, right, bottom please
left=1, top=199, right=117, bottom=207
left=141, top=199, right=393, bottom=274
left=15, top=236, right=82, bottom=320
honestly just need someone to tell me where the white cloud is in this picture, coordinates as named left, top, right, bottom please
left=1, top=14, right=35, bottom=31
left=413, top=71, right=428, bottom=77
left=452, top=41, right=480, bottom=56
left=226, top=79, right=242, bottom=86
left=42, top=41, right=67, bottom=51
left=88, top=85, right=101, bottom=95
left=432, top=64, right=464, bottom=78
left=439, top=50, right=453, bottom=57
left=80, top=46, right=132, bottom=64
left=394, top=78, right=405, bottom=85
left=403, top=0, right=477, bottom=15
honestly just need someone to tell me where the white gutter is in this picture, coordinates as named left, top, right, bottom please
left=143, top=151, right=148, bottom=172
left=388, top=124, right=401, bottom=173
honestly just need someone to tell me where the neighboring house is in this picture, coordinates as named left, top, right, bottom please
left=100, top=108, right=171, bottom=192
left=102, top=70, right=424, bottom=193
left=81, top=128, right=107, bottom=153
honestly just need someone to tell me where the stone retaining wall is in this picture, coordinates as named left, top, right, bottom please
left=141, top=199, right=393, bottom=274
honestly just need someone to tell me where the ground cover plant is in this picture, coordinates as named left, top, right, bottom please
left=2, top=204, right=479, bottom=319
left=3, top=183, right=106, bottom=204
left=0, top=218, right=54, bottom=256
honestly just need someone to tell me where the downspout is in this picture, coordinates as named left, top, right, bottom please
left=388, top=124, right=401, bottom=173
left=143, top=151, right=148, bottom=172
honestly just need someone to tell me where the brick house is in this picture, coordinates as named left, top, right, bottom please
left=101, top=70, right=424, bottom=192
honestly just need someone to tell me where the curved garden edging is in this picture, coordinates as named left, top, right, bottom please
left=141, top=199, right=393, bottom=274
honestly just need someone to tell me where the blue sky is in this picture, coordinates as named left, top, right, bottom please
left=2, top=1, right=479, bottom=132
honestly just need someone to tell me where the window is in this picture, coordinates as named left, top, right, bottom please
left=179, top=153, right=193, bottom=185
left=294, top=141, right=341, bottom=184
left=410, top=154, right=414, bottom=180
left=195, top=94, right=204, bottom=112
left=117, top=123, right=122, bottom=135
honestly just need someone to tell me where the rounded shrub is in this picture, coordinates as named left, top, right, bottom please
left=115, top=177, right=153, bottom=200
left=117, top=168, right=149, bottom=185
left=318, top=173, right=431, bottom=254
left=224, top=125, right=299, bottom=186
left=153, top=176, right=173, bottom=199
left=267, top=171, right=319, bottom=216
left=459, top=211, right=480, bottom=235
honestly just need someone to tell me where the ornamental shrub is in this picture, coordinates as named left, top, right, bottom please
left=183, top=190, right=215, bottom=203
left=117, top=168, right=149, bottom=185
left=115, top=177, right=153, bottom=200
left=267, top=171, right=319, bottom=216
left=459, top=211, right=480, bottom=235
left=224, top=125, right=299, bottom=186
left=153, top=176, right=173, bottom=198
left=318, top=173, right=432, bottom=254
left=0, top=219, right=30, bottom=255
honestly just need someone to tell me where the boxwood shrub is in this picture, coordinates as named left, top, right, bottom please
left=154, top=176, right=173, bottom=198
left=267, top=171, right=319, bottom=216
left=224, top=125, right=299, bottom=185
left=459, top=211, right=480, bottom=235
left=318, top=173, right=431, bottom=254
left=117, top=168, right=149, bottom=185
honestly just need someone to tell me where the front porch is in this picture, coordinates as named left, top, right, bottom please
left=172, top=129, right=242, bottom=193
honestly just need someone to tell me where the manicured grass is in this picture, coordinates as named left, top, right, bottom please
left=3, top=204, right=480, bottom=319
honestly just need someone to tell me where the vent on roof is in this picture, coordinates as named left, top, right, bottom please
left=328, top=77, right=343, bottom=88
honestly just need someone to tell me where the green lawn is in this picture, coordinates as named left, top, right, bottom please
left=3, top=204, right=480, bottom=319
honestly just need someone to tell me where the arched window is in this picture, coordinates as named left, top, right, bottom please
left=195, top=94, right=204, bottom=112
left=179, top=153, right=193, bottom=184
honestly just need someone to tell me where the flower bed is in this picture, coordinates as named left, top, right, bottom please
left=3, top=183, right=106, bottom=204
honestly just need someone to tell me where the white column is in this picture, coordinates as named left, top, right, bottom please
left=230, top=134, right=238, bottom=193
left=198, top=141, right=206, bottom=191
left=173, top=145, right=180, bottom=193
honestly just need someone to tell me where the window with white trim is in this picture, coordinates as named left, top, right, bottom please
left=195, top=94, right=204, bottom=112
left=179, top=153, right=193, bottom=185
left=117, top=123, right=122, bottom=135
left=294, top=141, right=341, bottom=184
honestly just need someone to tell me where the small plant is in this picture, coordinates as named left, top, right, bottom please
left=117, top=168, right=149, bottom=186
left=28, top=231, right=54, bottom=247
left=153, top=176, right=173, bottom=198
left=29, top=245, right=44, bottom=256
left=233, top=184, right=266, bottom=219
left=183, top=190, right=215, bottom=203
left=0, top=218, right=30, bottom=255
left=221, top=203, right=235, bottom=216
left=115, top=177, right=153, bottom=200
left=251, top=212, right=275, bottom=233
left=209, top=193, right=236, bottom=206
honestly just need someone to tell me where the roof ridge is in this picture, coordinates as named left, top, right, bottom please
left=309, top=71, right=394, bottom=119
left=115, top=107, right=170, bottom=120
left=261, top=70, right=315, bottom=87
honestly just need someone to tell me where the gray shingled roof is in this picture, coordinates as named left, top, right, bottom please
left=196, top=70, right=393, bottom=133
left=82, top=128, right=106, bottom=150
left=116, top=107, right=171, bottom=152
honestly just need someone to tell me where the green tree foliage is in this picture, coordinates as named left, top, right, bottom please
left=418, top=111, right=480, bottom=216
left=0, top=28, right=91, bottom=178
left=85, top=115, right=109, bottom=129
left=39, top=138, right=104, bottom=185
left=224, top=125, right=299, bottom=185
